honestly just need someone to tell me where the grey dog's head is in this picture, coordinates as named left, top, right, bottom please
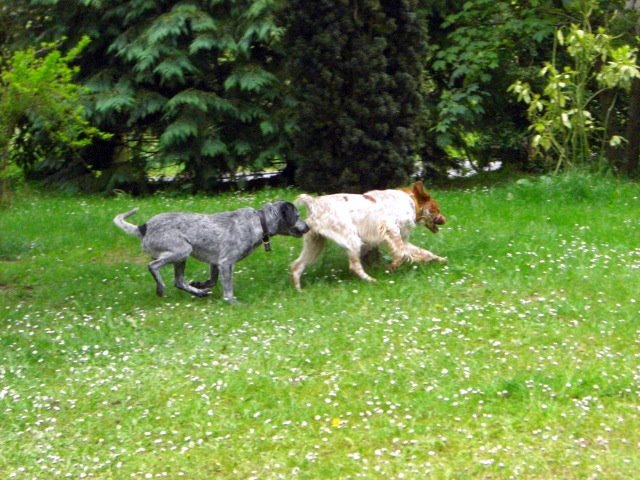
left=265, top=201, right=310, bottom=237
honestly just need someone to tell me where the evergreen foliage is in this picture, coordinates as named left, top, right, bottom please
left=2, top=0, right=640, bottom=190
left=14, top=0, right=288, bottom=191
left=285, top=0, right=427, bottom=193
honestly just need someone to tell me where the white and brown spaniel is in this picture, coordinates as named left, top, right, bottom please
left=291, top=181, right=446, bottom=290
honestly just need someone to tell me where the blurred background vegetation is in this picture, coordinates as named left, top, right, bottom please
left=1, top=0, right=639, bottom=197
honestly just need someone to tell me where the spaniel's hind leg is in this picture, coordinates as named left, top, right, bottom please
left=347, top=250, right=376, bottom=282
left=315, top=227, right=376, bottom=283
left=291, top=232, right=326, bottom=290
left=324, top=230, right=376, bottom=283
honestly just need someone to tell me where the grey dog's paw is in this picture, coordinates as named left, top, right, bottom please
left=192, top=288, right=212, bottom=298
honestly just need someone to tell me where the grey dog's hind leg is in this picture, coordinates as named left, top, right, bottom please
left=190, top=264, right=219, bottom=290
left=148, top=252, right=176, bottom=296
left=173, top=261, right=211, bottom=297
left=147, top=246, right=203, bottom=297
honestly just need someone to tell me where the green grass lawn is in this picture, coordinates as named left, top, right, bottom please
left=1, top=173, right=639, bottom=479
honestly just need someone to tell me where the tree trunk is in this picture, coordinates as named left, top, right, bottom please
left=625, top=77, right=640, bottom=175
left=625, top=0, right=640, bottom=175
left=600, top=89, right=625, bottom=169
left=0, top=159, right=8, bottom=206
left=0, top=128, right=14, bottom=206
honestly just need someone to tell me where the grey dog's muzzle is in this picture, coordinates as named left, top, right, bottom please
left=293, top=220, right=310, bottom=236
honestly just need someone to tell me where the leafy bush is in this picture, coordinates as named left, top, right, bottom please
left=0, top=37, right=109, bottom=204
left=509, top=5, right=640, bottom=173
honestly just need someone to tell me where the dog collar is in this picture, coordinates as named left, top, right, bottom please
left=257, top=209, right=272, bottom=252
left=406, top=192, right=423, bottom=222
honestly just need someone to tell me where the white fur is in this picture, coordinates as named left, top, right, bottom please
left=291, top=189, right=445, bottom=290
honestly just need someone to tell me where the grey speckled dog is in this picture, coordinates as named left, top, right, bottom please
left=114, top=202, right=309, bottom=303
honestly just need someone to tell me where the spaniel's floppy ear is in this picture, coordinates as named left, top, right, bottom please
left=412, top=180, right=431, bottom=201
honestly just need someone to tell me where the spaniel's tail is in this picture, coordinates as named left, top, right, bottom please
left=294, top=194, right=316, bottom=213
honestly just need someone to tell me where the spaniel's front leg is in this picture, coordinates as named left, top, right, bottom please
left=405, top=242, right=447, bottom=263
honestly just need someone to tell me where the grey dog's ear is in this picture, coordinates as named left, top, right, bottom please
left=280, top=201, right=298, bottom=224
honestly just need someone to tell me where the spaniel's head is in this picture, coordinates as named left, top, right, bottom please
left=406, top=181, right=446, bottom=233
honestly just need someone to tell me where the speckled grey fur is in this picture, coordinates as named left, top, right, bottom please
left=114, top=201, right=309, bottom=303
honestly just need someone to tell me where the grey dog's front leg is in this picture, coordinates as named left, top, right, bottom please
left=218, top=264, right=237, bottom=304
left=190, top=264, right=219, bottom=290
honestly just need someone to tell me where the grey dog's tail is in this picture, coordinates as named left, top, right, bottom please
left=113, top=208, right=145, bottom=238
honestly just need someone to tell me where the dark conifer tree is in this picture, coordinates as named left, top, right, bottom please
left=285, top=0, right=427, bottom=193
left=4, top=0, right=289, bottom=192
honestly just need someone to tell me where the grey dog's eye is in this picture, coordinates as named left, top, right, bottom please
left=284, top=203, right=298, bottom=223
